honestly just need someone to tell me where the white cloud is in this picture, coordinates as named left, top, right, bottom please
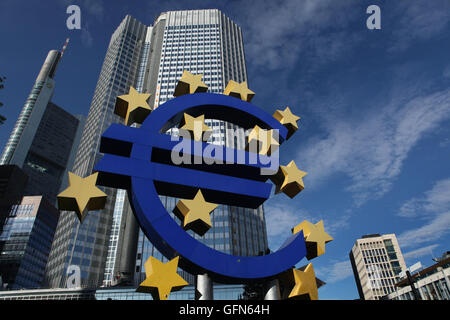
left=402, top=244, right=439, bottom=261
left=315, top=259, right=353, bottom=284
left=397, top=212, right=450, bottom=249
left=298, top=89, right=450, bottom=206
left=82, top=0, right=104, bottom=20
left=232, top=0, right=360, bottom=71
left=263, top=198, right=347, bottom=250
left=388, top=1, right=450, bottom=52
left=232, top=0, right=449, bottom=71
left=397, top=178, right=450, bottom=249
left=81, top=23, right=94, bottom=47
left=263, top=200, right=313, bottom=249
left=399, top=178, right=450, bottom=218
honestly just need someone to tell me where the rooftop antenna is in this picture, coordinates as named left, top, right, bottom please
left=60, top=38, right=70, bottom=59
left=430, top=247, right=439, bottom=263
left=47, top=38, right=70, bottom=79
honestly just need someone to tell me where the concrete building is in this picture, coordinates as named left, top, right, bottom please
left=45, top=10, right=269, bottom=295
left=349, top=234, right=407, bottom=300
left=0, top=196, right=59, bottom=289
left=384, top=252, right=450, bottom=300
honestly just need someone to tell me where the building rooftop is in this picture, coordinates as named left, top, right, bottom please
left=396, top=254, right=450, bottom=288
left=361, top=234, right=382, bottom=239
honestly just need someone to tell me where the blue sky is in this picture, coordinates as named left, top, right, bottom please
left=1, top=0, right=449, bottom=299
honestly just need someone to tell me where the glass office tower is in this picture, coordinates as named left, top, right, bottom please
left=132, top=9, right=268, bottom=288
left=0, top=196, right=59, bottom=289
left=45, top=10, right=269, bottom=291
left=0, top=50, right=61, bottom=166
left=0, top=48, right=84, bottom=206
left=45, top=16, right=149, bottom=288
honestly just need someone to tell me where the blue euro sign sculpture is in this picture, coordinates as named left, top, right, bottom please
left=94, top=92, right=306, bottom=283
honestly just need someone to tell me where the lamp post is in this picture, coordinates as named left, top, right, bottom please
left=405, top=270, right=421, bottom=300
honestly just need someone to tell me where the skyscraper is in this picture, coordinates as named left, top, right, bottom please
left=0, top=50, right=61, bottom=166
left=349, top=234, right=407, bottom=300
left=0, top=44, right=85, bottom=205
left=21, top=102, right=84, bottom=205
left=45, top=10, right=269, bottom=292
left=45, top=16, right=150, bottom=288
left=130, top=10, right=268, bottom=289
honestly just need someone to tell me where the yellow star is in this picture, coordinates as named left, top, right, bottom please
left=179, top=113, right=212, bottom=141
left=272, top=107, right=301, bottom=139
left=270, top=160, right=307, bottom=198
left=173, top=70, right=208, bottom=96
left=288, top=263, right=318, bottom=300
left=292, top=220, right=333, bottom=260
left=223, top=80, right=255, bottom=102
left=57, top=172, right=107, bottom=222
left=246, top=125, right=279, bottom=156
left=115, top=86, right=152, bottom=126
left=136, top=256, right=188, bottom=300
left=173, top=190, right=218, bottom=236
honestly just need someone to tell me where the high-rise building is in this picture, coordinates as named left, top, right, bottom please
left=0, top=196, right=59, bottom=289
left=130, top=9, right=268, bottom=289
left=45, top=10, right=269, bottom=293
left=0, top=165, right=29, bottom=234
left=349, top=233, right=407, bottom=300
left=0, top=45, right=85, bottom=205
left=22, top=102, right=84, bottom=205
left=0, top=50, right=61, bottom=166
left=0, top=165, right=28, bottom=205
left=45, top=16, right=150, bottom=288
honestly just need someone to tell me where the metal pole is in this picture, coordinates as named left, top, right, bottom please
left=406, top=270, right=421, bottom=300
left=264, top=278, right=281, bottom=300
left=195, top=273, right=213, bottom=300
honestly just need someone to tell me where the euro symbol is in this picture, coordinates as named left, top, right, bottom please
left=94, top=93, right=306, bottom=282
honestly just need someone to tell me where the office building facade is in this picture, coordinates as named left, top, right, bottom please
left=0, top=165, right=28, bottom=205
left=0, top=196, right=59, bottom=289
left=131, top=10, right=267, bottom=289
left=0, top=165, right=29, bottom=250
left=385, top=252, right=450, bottom=300
left=21, top=102, right=84, bottom=205
left=349, top=234, right=407, bottom=300
left=45, top=10, right=269, bottom=292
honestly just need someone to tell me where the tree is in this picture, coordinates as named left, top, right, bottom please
left=0, top=75, right=6, bottom=124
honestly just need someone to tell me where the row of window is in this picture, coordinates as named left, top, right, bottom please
left=166, top=24, right=220, bottom=30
